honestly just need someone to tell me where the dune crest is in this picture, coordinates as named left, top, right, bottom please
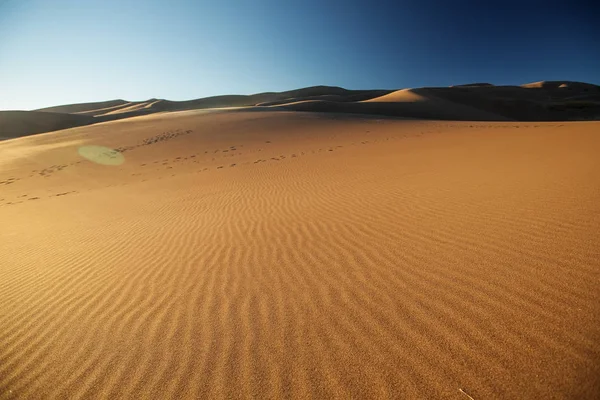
left=35, top=99, right=129, bottom=114
left=362, top=88, right=428, bottom=102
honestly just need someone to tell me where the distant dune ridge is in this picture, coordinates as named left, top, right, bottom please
left=450, top=83, right=495, bottom=87
left=1, top=81, right=599, bottom=139
left=34, top=99, right=130, bottom=114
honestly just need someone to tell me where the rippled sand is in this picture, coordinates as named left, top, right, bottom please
left=1, top=111, right=599, bottom=399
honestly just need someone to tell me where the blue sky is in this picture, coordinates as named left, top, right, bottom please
left=0, top=0, right=598, bottom=110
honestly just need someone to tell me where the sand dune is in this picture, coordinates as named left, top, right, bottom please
left=274, top=94, right=509, bottom=121
left=256, top=94, right=349, bottom=107
left=100, top=99, right=164, bottom=115
left=270, top=82, right=600, bottom=121
left=0, top=111, right=95, bottom=140
left=520, top=80, right=600, bottom=90
left=255, top=90, right=392, bottom=107
left=73, top=101, right=146, bottom=116
left=35, top=99, right=129, bottom=114
left=363, top=88, right=429, bottom=102
left=406, top=84, right=600, bottom=121
left=1, top=110, right=599, bottom=399
left=145, top=87, right=390, bottom=112
left=451, top=83, right=495, bottom=87
left=2, top=81, right=598, bottom=140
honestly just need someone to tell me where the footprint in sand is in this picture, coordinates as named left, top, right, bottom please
left=55, top=191, right=76, bottom=197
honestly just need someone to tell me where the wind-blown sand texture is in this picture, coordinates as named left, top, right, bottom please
left=1, top=111, right=599, bottom=399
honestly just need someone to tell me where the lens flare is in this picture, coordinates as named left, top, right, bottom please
left=78, top=145, right=125, bottom=166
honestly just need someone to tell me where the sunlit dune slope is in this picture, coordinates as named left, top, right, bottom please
left=1, top=110, right=599, bottom=399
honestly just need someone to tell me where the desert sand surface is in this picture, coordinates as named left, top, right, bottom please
left=1, top=110, right=600, bottom=399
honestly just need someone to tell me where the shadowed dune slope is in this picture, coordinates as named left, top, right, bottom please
left=3, top=87, right=392, bottom=139
left=145, top=87, right=391, bottom=112
left=274, top=92, right=509, bottom=121
left=255, top=90, right=392, bottom=107
left=0, top=111, right=96, bottom=140
left=520, top=81, right=600, bottom=90
left=1, top=111, right=599, bottom=399
left=29, top=86, right=391, bottom=116
left=100, top=99, right=165, bottom=115
left=451, top=83, right=495, bottom=87
left=403, top=82, right=600, bottom=121
left=73, top=101, right=149, bottom=116
left=35, top=99, right=129, bottom=114
left=5, top=82, right=599, bottom=139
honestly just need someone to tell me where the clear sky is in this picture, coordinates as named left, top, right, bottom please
left=0, top=0, right=598, bottom=110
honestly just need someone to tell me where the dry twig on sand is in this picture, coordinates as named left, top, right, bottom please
left=459, top=388, right=475, bottom=400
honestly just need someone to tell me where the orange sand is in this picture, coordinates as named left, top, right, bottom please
left=1, top=111, right=599, bottom=399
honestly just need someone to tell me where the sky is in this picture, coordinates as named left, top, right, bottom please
left=0, top=0, right=598, bottom=110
